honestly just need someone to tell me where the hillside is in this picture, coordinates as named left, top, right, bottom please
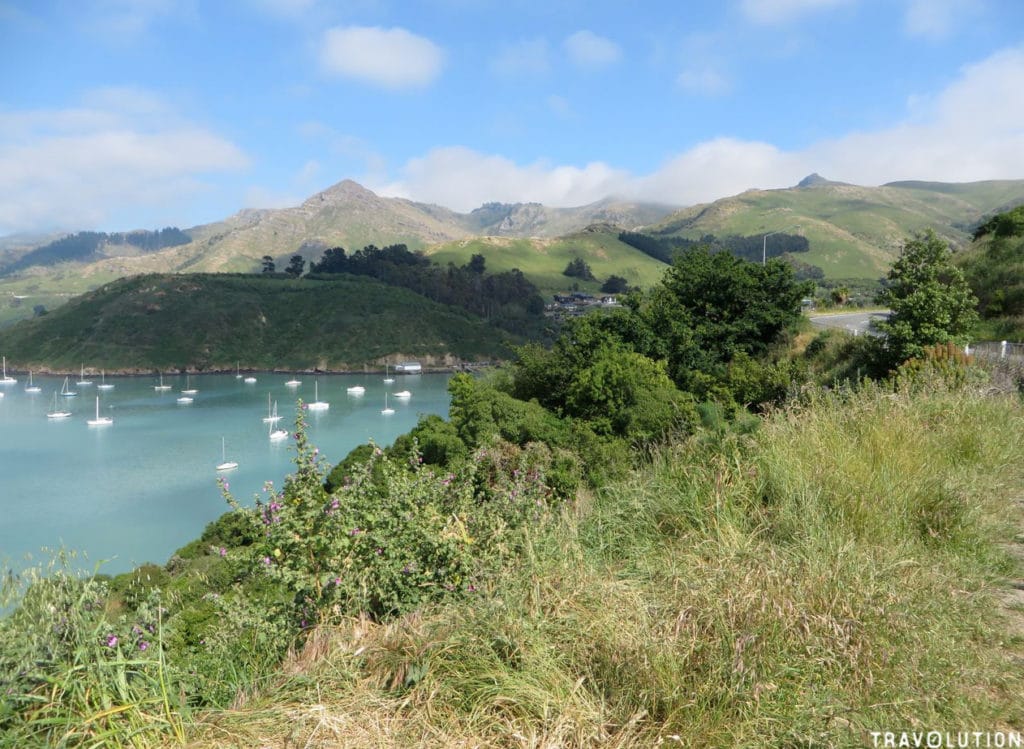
left=424, top=225, right=670, bottom=295
left=0, top=273, right=518, bottom=372
left=650, top=177, right=1024, bottom=279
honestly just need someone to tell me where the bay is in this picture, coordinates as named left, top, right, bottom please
left=0, top=372, right=451, bottom=576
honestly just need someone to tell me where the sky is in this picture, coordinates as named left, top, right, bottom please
left=1, top=0, right=1023, bottom=235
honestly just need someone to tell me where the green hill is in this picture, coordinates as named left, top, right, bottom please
left=957, top=205, right=1024, bottom=340
left=0, top=273, right=518, bottom=373
left=424, top=226, right=670, bottom=295
left=650, top=178, right=1024, bottom=279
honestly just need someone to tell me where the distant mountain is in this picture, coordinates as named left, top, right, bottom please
left=649, top=176, right=1024, bottom=279
left=171, top=181, right=679, bottom=274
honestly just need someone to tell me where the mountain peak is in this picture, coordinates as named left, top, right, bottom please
left=303, top=179, right=379, bottom=206
left=797, top=173, right=831, bottom=188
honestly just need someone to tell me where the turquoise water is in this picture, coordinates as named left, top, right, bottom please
left=0, top=372, right=451, bottom=575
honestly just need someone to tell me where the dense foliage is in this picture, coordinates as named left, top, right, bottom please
left=309, top=243, right=547, bottom=337
left=959, top=205, right=1024, bottom=333
left=875, top=230, right=979, bottom=365
left=618, top=229, right=811, bottom=265
left=0, top=273, right=517, bottom=371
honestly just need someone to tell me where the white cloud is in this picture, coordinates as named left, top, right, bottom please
left=319, top=26, right=445, bottom=89
left=373, top=146, right=629, bottom=211
left=490, top=38, right=550, bottom=76
left=903, top=0, right=977, bottom=40
left=563, top=30, right=622, bottom=69
left=0, top=91, right=248, bottom=233
left=676, top=67, right=732, bottom=96
left=376, top=45, right=1024, bottom=210
left=739, top=0, right=854, bottom=24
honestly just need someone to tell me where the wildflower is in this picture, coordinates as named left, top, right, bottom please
left=223, top=481, right=230, bottom=491
left=105, top=634, right=118, bottom=648
left=219, top=547, right=227, bottom=557
left=262, top=556, right=272, bottom=566
left=376, top=547, right=383, bottom=555
left=138, top=641, right=149, bottom=651
left=350, top=527, right=361, bottom=536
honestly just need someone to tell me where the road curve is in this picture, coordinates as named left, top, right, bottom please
left=808, top=311, right=889, bottom=336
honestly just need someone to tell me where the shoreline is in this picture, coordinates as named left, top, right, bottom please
left=0, top=361, right=497, bottom=378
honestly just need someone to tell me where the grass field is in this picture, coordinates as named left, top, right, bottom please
left=424, top=230, right=670, bottom=295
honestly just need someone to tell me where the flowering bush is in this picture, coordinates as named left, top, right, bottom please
left=221, top=409, right=562, bottom=623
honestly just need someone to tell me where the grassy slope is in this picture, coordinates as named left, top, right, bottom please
left=180, top=381, right=1024, bottom=747
left=424, top=230, right=670, bottom=295
left=652, top=180, right=1024, bottom=280
left=0, top=273, right=517, bottom=372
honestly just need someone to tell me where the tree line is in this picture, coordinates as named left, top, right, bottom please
left=282, top=243, right=549, bottom=337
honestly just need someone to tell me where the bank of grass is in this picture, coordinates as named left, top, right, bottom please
left=176, top=380, right=1024, bottom=748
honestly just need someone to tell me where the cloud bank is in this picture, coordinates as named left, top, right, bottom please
left=376, top=45, right=1024, bottom=210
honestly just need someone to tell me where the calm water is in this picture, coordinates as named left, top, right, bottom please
left=0, top=372, right=451, bottom=575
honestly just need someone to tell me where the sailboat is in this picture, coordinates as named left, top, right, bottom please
left=235, top=363, right=242, bottom=379
left=262, top=394, right=282, bottom=423
left=393, top=390, right=412, bottom=399
left=307, top=379, right=329, bottom=411
left=383, top=363, right=394, bottom=384
left=269, top=417, right=288, bottom=441
left=381, top=391, right=394, bottom=415
left=86, top=395, right=112, bottom=426
left=77, top=364, right=92, bottom=386
left=60, top=376, right=78, bottom=397
left=0, top=356, right=16, bottom=385
left=97, top=370, right=114, bottom=390
left=285, top=377, right=301, bottom=388
left=216, top=437, right=238, bottom=471
left=46, top=391, right=72, bottom=419
left=346, top=383, right=365, bottom=395
left=154, top=373, right=171, bottom=391
left=25, top=371, right=41, bottom=393
left=181, top=375, right=197, bottom=395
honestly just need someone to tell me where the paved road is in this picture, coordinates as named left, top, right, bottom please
left=808, top=311, right=889, bottom=336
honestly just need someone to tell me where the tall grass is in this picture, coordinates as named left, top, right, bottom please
left=175, top=381, right=1024, bottom=747
left=0, top=551, right=185, bottom=748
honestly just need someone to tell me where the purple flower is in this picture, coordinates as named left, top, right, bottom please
left=262, top=556, right=272, bottom=566
left=376, top=547, right=383, bottom=555
left=138, top=641, right=149, bottom=651
left=350, top=527, right=361, bottom=536
left=223, top=481, right=230, bottom=491
left=219, top=547, right=227, bottom=557
left=105, top=634, right=118, bottom=648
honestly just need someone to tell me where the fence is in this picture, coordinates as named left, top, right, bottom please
left=966, top=341, right=1024, bottom=360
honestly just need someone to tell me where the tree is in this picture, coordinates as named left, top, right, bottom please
left=875, top=230, right=979, bottom=365
left=563, top=257, right=595, bottom=281
left=600, top=275, right=630, bottom=294
left=467, top=254, right=486, bottom=274
left=285, top=254, right=305, bottom=277
left=261, top=255, right=276, bottom=273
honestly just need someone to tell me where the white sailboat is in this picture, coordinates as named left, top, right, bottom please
left=346, top=384, right=365, bottom=395
left=285, top=377, right=301, bottom=388
left=46, top=391, right=72, bottom=419
left=154, top=373, right=171, bottom=391
left=383, top=363, right=394, bottom=384
left=86, top=395, right=112, bottom=426
left=269, top=417, right=288, bottom=441
left=181, top=375, right=197, bottom=395
left=97, top=370, right=114, bottom=390
left=60, top=376, right=78, bottom=397
left=25, top=371, right=41, bottom=393
left=262, top=394, right=282, bottom=424
left=393, top=390, right=412, bottom=399
left=235, top=363, right=242, bottom=379
left=77, top=364, right=92, bottom=386
left=216, top=437, right=238, bottom=471
left=0, top=356, right=16, bottom=385
left=381, top=391, right=394, bottom=415
left=243, top=373, right=257, bottom=384
left=307, top=379, right=329, bottom=411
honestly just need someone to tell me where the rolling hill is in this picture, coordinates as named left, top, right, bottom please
left=649, top=175, right=1024, bottom=279
left=0, top=273, right=519, bottom=373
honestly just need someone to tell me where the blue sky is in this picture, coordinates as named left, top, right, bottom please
left=2, top=0, right=1023, bottom=235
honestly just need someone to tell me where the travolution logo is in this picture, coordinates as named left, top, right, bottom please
left=870, top=731, right=1023, bottom=748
